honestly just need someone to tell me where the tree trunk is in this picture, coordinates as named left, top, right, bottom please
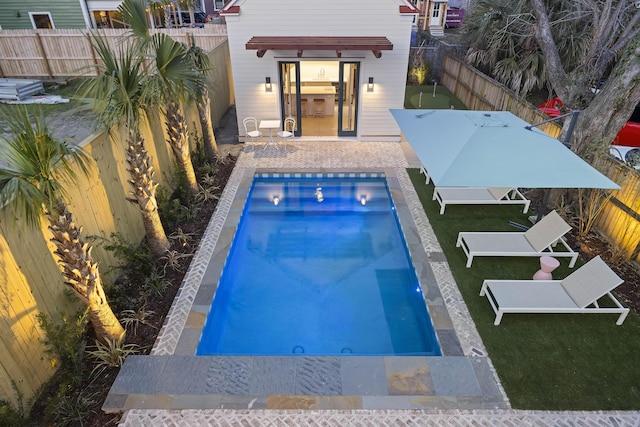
left=125, top=131, right=170, bottom=256
left=47, top=201, right=125, bottom=342
left=530, top=0, right=569, bottom=100
left=531, top=1, right=640, bottom=155
left=165, top=101, right=199, bottom=193
left=164, top=4, right=172, bottom=29
left=197, top=86, right=219, bottom=159
left=572, top=42, right=640, bottom=155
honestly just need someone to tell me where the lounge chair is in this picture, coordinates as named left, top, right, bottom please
left=456, top=210, right=578, bottom=268
left=480, top=256, right=629, bottom=325
left=433, top=187, right=530, bottom=215
left=419, top=166, right=430, bottom=184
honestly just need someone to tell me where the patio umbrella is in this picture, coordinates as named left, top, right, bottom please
left=390, top=109, right=619, bottom=190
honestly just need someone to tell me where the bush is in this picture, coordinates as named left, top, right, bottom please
left=36, top=310, right=88, bottom=386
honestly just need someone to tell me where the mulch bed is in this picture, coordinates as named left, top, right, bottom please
left=28, top=154, right=237, bottom=426
left=525, top=189, right=640, bottom=314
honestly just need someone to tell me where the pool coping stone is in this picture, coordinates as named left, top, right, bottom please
left=105, top=148, right=508, bottom=413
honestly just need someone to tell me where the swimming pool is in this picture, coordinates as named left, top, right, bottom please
left=196, top=174, right=442, bottom=356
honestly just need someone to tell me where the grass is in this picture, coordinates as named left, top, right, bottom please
left=404, top=84, right=468, bottom=110
left=407, top=168, right=640, bottom=410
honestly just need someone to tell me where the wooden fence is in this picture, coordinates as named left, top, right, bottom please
left=0, top=25, right=228, bottom=80
left=441, top=55, right=640, bottom=262
left=0, top=39, right=233, bottom=407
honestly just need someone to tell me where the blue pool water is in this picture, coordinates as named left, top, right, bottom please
left=196, top=175, right=441, bottom=356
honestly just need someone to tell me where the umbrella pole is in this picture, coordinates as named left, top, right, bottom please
left=536, top=189, right=552, bottom=223
left=530, top=110, right=580, bottom=222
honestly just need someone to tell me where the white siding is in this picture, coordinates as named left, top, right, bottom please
left=226, top=0, right=414, bottom=140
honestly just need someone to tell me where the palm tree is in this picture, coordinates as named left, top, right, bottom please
left=0, top=108, right=125, bottom=342
left=462, top=0, right=551, bottom=97
left=149, top=33, right=202, bottom=193
left=119, top=0, right=204, bottom=194
left=78, top=33, right=170, bottom=256
left=156, top=0, right=174, bottom=28
left=186, top=35, right=220, bottom=160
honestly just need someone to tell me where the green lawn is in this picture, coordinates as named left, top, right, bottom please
left=404, top=85, right=468, bottom=110
left=407, top=168, right=640, bottom=410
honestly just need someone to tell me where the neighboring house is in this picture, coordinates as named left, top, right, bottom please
left=413, top=0, right=449, bottom=36
left=0, top=1, right=208, bottom=30
left=221, top=0, right=419, bottom=141
left=0, top=0, right=87, bottom=29
left=203, top=0, right=226, bottom=15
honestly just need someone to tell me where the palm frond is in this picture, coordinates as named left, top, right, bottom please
left=0, top=107, right=91, bottom=225
left=146, top=33, right=203, bottom=103
left=118, top=0, right=150, bottom=40
left=186, top=35, right=211, bottom=73
left=78, top=35, right=147, bottom=131
left=0, top=174, right=46, bottom=225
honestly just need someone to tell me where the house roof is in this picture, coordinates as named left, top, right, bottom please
left=245, top=36, right=394, bottom=58
left=221, top=1, right=419, bottom=16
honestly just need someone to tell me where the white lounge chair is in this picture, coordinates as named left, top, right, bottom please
left=480, top=256, right=629, bottom=325
left=433, top=187, right=530, bottom=215
left=419, top=165, right=431, bottom=184
left=456, top=210, right=578, bottom=268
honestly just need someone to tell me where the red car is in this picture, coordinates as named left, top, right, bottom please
left=538, top=97, right=640, bottom=166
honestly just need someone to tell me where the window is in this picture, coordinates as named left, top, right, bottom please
left=92, top=10, right=126, bottom=28
left=432, top=3, right=441, bottom=19
left=29, top=12, right=54, bottom=29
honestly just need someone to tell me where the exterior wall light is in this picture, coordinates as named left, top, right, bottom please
left=367, top=77, right=374, bottom=92
left=265, top=77, right=272, bottom=92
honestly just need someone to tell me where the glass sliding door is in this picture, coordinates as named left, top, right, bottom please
left=279, top=61, right=301, bottom=136
left=338, top=62, right=359, bottom=137
left=279, top=61, right=358, bottom=137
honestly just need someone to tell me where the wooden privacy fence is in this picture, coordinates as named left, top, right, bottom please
left=441, top=54, right=640, bottom=263
left=441, top=55, right=562, bottom=138
left=0, top=25, right=228, bottom=80
left=0, top=41, right=233, bottom=406
left=0, top=121, right=172, bottom=407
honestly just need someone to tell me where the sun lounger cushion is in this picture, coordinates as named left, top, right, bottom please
left=457, top=210, right=578, bottom=267
left=561, top=256, right=623, bottom=308
left=524, top=210, right=571, bottom=252
left=433, top=187, right=530, bottom=215
left=480, top=256, right=629, bottom=325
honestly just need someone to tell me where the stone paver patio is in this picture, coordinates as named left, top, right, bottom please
left=108, top=141, right=639, bottom=426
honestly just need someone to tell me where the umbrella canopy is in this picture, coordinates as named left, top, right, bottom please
left=391, top=109, right=619, bottom=189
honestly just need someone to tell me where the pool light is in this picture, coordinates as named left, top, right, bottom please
left=272, top=196, right=280, bottom=206
left=360, top=195, right=367, bottom=206
left=314, top=187, right=324, bottom=203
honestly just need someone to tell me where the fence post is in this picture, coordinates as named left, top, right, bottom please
left=34, top=32, right=53, bottom=80
left=84, top=32, right=100, bottom=76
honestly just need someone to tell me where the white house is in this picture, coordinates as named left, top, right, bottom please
left=221, top=0, right=419, bottom=141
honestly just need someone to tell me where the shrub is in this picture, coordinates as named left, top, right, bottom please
left=36, top=310, right=88, bottom=386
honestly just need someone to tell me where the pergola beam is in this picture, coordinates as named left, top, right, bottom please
left=246, top=36, right=393, bottom=58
